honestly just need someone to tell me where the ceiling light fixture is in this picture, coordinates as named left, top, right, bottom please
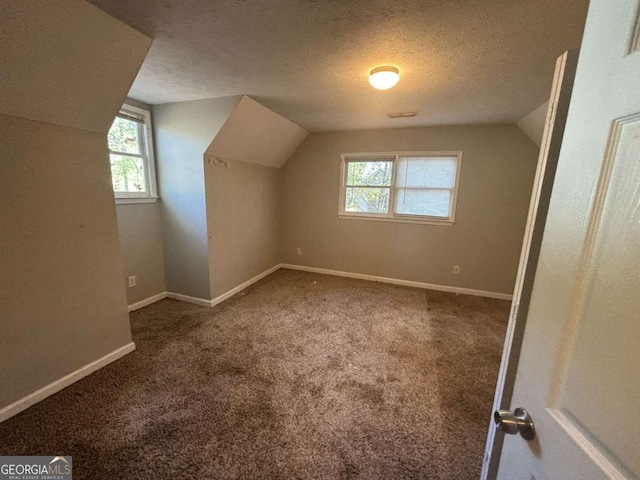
left=369, top=66, right=400, bottom=90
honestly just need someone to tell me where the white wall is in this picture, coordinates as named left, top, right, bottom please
left=154, top=95, right=307, bottom=301
left=0, top=0, right=151, bottom=412
left=205, top=159, right=281, bottom=298
left=116, top=202, right=167, bottom=306
left=153, top=96, right=243, bottom=300
left=203, top=95, right=307, bottom=298
left=280, top=125, right=539, bottom=295
left=115, top=99, right=167, bottom=307
left=0, top=116, right=135, bottom=408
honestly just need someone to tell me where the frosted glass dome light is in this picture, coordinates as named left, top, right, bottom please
left=368, top=66, right=400, bottom=90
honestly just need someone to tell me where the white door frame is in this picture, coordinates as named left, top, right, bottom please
left=480, top=49, right=580, bottom=480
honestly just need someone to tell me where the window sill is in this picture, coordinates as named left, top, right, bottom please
left=338, top=214, right=454, bottom=226
left=115, top=196, right=159, bottom=205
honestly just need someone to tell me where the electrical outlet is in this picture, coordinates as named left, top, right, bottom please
left=453, top=266, right=461, bottom=275
left=297, top=247, right=302, bottom=255
left=128, top=275, right=136, bottom=287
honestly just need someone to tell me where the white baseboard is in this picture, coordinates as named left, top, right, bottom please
left=165, top=292, right=212, bottom=307
left=128, top=266, right=511, bottom=311
left=0, top=264, right=507, bottom=423
left=128, top=291, right=212, bottom=310
left=163, top=264, right=282, bottom=308
left=280, top=264, right=513, bottom=300
left=0, top=342, right=136, bottom=423
left=128, top=292, right=168, bottom=312
left=210, top=264, right=281, bottom=307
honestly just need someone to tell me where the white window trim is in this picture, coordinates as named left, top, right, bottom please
left=111, top=103, right=159, bottom=205
left=338, top=151, right=463, bottom=226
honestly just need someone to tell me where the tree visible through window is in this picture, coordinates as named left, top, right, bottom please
left=107, top=104, right=157, bottom=202
left=340, top=152, right=462, bottom=224
left=344, top=160, right=393, bottom=214
left=108, top=115, right=146, bottom=192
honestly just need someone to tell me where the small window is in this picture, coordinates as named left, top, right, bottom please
left=339, top=152, right=462, bottom=225
left=107, top=104, right=158, bottom=203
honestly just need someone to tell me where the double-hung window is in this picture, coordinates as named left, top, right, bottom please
left=107, top=104, right=158, bottom=203
left=339, top=152, right=462, bottom=225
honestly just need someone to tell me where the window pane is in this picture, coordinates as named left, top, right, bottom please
left=345, top=187, right=390, bottom=214
left=108, top=116, right=143, bottom=154
left=395, top=188, right=451, bottom=217
left=396, top=156, right=457, bottom=189
left=110, top=154, right=147, bottom=193
left=346, top=160, right=393, bottom=186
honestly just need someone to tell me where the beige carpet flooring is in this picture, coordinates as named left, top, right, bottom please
left=0, top=269, right=509, bottom=479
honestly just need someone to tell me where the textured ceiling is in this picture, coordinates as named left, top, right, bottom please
left=87, top=0, right=589, bottom=132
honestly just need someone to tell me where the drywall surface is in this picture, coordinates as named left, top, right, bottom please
left=281, top=125, right=538, bottom=295
left=0, top=115, right=133, bottom=408
left=517, top=102, right=549, bottom=147
left=115, top=99, right=166, bottom=306
left=205, top=158, right=281, bottom=299
left=153, top=96, right=242, bottom=300
left=207, top=96, right=308, bottom=168
left=0, top=0, right=150, bottom=134
left=116, top=202, right=167, bottom=306
left=0, top=0, right=150, bottom=413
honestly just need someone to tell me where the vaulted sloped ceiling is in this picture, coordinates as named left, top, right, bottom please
left=0, top=0, right=151, bottom=134
left=206, top=96, right=309, bottom=169
left=87, top=0, right=589, bottom=132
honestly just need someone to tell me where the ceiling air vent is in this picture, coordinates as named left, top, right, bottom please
left=388, top=112, right=417, bottom=118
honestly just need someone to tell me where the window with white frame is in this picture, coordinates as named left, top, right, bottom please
left=339, top=152, right=462, bottom=225
left=107, top=104, right=158, bottom=203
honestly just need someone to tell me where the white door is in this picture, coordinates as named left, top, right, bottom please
left=481, top=48, right=579, bottom=480
left=496, top=1, right=640, bottom=479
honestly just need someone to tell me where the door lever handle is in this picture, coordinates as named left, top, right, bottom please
left=494, top=407, right=536, bottom=440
